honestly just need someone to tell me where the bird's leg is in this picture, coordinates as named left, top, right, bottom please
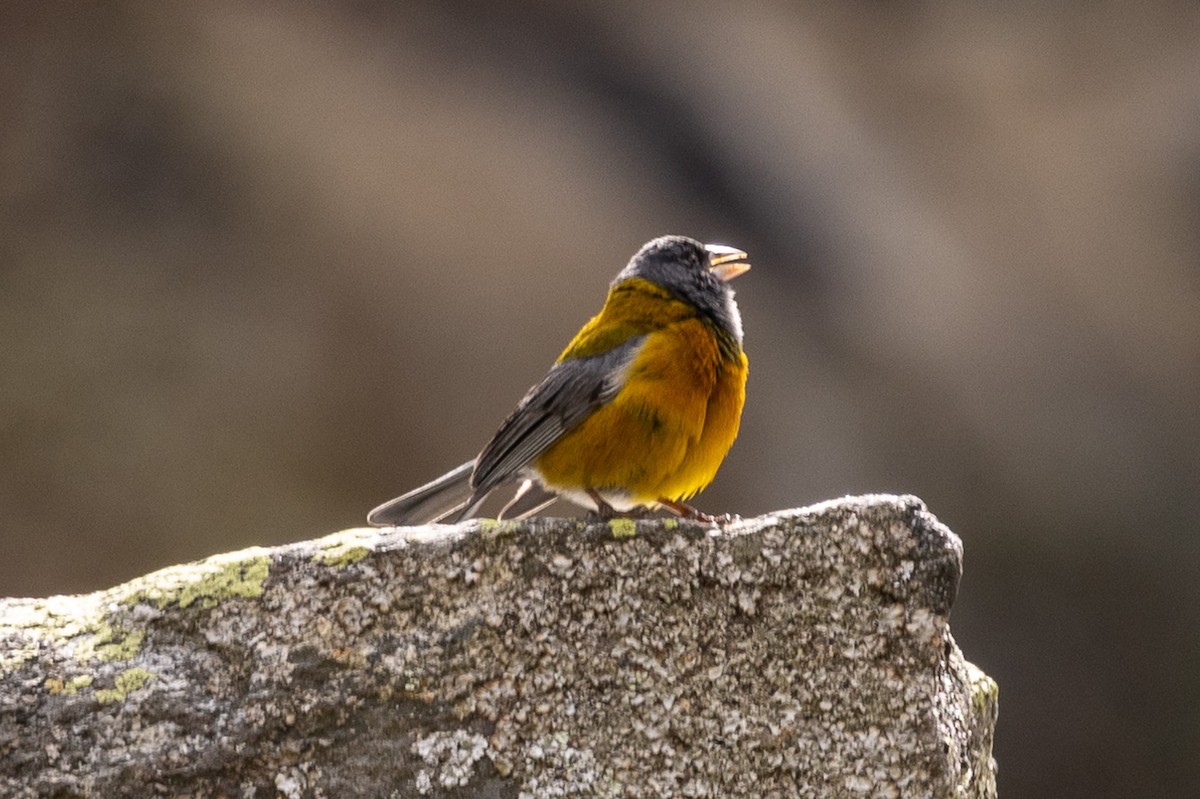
left=657, top=497, right=737, bottom=525
left=585, top=489, right=618, bottom=520
left=584, top=490, right=661, bottom=521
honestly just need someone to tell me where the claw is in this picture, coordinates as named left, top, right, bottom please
left=657, top=498, right=738, bottom=525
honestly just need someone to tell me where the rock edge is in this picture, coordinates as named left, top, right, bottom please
left=0, top=494, right=997, bottom=798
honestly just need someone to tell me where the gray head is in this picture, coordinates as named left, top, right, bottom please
left=614, top=235, right=749, bottom=343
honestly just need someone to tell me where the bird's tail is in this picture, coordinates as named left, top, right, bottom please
left=367, top=461, right=475, bottom=526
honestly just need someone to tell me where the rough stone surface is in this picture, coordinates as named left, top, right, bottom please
left=0, top=495, right=997, bottom=798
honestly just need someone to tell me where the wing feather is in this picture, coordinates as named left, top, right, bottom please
left=469, top=335, right=645, bottom=496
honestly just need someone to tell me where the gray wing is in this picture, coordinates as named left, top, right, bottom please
left=468, top=335, right=645, bottom=500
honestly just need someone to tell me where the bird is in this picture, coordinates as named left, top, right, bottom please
left=367, top=235, right=749, bottom=526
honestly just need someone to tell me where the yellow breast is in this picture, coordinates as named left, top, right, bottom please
left=534, top=279, right=747, bottom=505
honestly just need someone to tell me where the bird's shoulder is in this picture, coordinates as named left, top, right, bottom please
left=557, top=277, right=696, bottom=362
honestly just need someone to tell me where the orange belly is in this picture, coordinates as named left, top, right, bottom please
left=534, top=318, right=747, bottom=506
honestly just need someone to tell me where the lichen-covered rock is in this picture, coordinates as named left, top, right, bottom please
left=0, top=495, right=997, bottom=798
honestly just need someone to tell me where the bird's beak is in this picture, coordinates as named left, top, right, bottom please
left=705, top=244, right=751, bottom=282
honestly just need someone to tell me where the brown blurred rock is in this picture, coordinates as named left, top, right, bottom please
left=0, top=495, right=995, bottom=798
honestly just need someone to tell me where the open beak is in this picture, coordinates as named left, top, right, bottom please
left=705, top=243, right=751, bottom=282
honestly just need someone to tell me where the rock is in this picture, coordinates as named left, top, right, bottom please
left=0, top=494, right=997, bottom=798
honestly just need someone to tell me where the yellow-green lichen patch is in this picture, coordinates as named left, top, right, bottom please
left=119, top=548, right=271, bottom=610
left=478, top=519, right=524, bottom=540
left=661, top=518, right=679, bottom=531
left=318, top=545, right=370, bottom=568
left=94, top=667, right=155, bottom=705
left=177, top=556, right=268, bottom=609
left=45, top=674, right=93, bottom=696
left=77, top=622, right=145, bottom=663
left=313, top=529, right=376, bottom=568
left=609, top=519, right=638, bottom=539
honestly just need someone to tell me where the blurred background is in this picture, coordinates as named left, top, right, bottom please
left=3, top=2, right=1198, bottom=795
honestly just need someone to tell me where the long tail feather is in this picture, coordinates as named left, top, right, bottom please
left=367, top=461, right=475, bottom=526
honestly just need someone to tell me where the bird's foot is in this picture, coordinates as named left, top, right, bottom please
left=584, top=490, right=658, bottom=521
left=657, top=498, right=740, bottom=525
